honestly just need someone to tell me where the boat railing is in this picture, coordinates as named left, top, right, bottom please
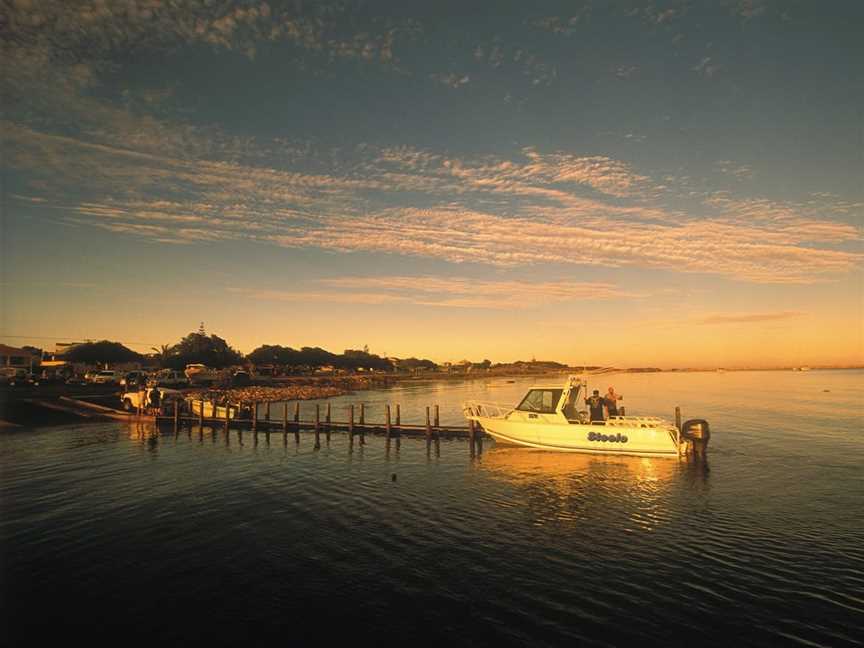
left=462, top=401, right=512, bottom=420
left=604, top=415, right=667, bottom=428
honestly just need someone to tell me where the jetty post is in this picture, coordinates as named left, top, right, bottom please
left=359, top=403, right=366, bottom=446
left=283, top=402, right=289, bottom=443
left=325, top=402, right=332, bottom=445
left=675, top=406, right=682, bottom=431
left=314, top=404, right=321, bottom=450
left=469, top=419, right=476, bottom=458
left=385, top=404, right=392, bottom=452
left=425, top=406, right=432, bottom=455
left=199, top=399, right=205, bottom=427
left=293, top=402, right=300, bottom=444
left=252, top=402, right=257, bottom=433
left=348, top=404, right=355, bottom=451
left=434, top=404, right=441, bottom=456
left=265, top=401, right=270, bottom=422
left=173, top=400, right=179, bottom=435
left=395, top=403, right=401, bottom=451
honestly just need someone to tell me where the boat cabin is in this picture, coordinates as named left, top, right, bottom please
left=515, top=377, right=587, bottom=423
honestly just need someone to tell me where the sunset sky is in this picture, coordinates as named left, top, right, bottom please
left=1, top=0, right=861, bottom=368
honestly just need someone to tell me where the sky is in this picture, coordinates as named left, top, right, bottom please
left=0, top=0, right=862, bottom=368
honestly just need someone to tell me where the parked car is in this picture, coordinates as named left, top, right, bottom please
left=33, top=371, right=66, bottom=386
left=231, top=370, right=251, bottom=387
left=150, top=369, right=189, bottom=387
left=0, top=367, right=31, bottom=387
left=120, top=370, right=148, bottom=388
left=91, top=370, right=119, bottom=385
left=184, top=364, right=218, bottom=386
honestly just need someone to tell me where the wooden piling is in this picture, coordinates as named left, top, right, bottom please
left=325, top=402, right=331, bottom=444
left=620, top=406, right=626, bottom=416
left=469, top=419, right=476, bottom=458
left=434, top=405, right=440, bottom=428
left=199, top=399, right=205, bottom=427
left=395, top=404, right=401, bottom=426
left=265, top=401, right=271, bottom=421
left=385, top=404, right=392, bottom=451
left=675, top=406, right=682, bottom=431
left=293, top=402, right=300, bottom=444
left=314, top=404, right=321, bottom=450
left=252, top=401, right=257, bottom=433
left=283, top=402, right=289, bottom=438
left=224, top=402, right=230, bottom=434
left=359, top=403, right=365, bottom=446
left=425, top=406, right=432, bottom=454
left=173, top=400, right=179, bottom=434
left=348, top=404, right=355, bottom=451
left=294, top=401, right=300, bottom=423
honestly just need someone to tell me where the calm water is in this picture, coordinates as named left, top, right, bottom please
left=2, top=371, right=862, bottom=647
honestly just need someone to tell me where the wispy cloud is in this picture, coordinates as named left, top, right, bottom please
left=232, top=276, right=635, bottom=310
left=430, top=73, right=470, bottom=88
left=4, top=122, right=861, bottom=284
left=695, top=311, right=806, bottom=325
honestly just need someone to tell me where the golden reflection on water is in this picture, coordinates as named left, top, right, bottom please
left=480, top=446, right=685, bottom=530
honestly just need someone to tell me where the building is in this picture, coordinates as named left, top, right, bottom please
left=0, top=344, right=38, bottom=370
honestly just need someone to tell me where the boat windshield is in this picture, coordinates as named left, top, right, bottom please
left=516, top=389, right=563, bottom=414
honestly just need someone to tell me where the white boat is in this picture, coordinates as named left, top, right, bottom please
left=463, top=376, right=691, bottom=458
left=186, top=398, right=240, bottom=420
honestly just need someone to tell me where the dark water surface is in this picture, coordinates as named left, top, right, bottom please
left=2, top=371, right=862, bottom=647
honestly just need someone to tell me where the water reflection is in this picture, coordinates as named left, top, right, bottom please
left=481, top=446, right=682, bottom=485
left=479, top=446, right=689, bottom=530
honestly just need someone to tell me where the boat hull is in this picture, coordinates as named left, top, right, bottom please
left=475, top=417, right=680, bottom=457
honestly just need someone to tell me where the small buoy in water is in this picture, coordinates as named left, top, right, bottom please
left=391, top=473, right=397, bottom=482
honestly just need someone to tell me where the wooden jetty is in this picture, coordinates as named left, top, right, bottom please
left=59, top=396, right=487, bottom=456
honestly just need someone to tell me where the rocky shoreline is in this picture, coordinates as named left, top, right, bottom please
left=186, top=374, right=395, bottom=404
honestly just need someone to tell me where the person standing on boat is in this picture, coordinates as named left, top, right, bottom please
left=585, top=389, right=606, bottom=422
left=604, top=386, right=622, bottom=417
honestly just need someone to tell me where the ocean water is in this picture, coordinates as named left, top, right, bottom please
left=1, top=370, right=862, bottom=647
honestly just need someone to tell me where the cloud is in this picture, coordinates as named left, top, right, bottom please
left=695, top=311, right=806, bottom=325
left=430, top=73, right=470, bottom=88
left=233, top=276, right=635, bottom=310
left=716, top=160, right=755, bottom=181
left=4, top=122, right=861, bottom=285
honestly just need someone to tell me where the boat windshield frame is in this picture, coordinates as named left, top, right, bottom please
left=515, top=388, right=564, bottom=414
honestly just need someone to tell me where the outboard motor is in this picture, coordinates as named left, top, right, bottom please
left=681, top=419, right=710, bottom=461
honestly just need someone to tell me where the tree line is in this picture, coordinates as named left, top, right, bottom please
left=47, top=331, right=438, bottom=373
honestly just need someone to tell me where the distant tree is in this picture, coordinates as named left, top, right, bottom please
left=64, top=340, right=142, bottom=365
left=397, top=357, right=438, bottom=371
left=337, top=349, right=393, bottom=371
left=247, top=344, right=304, bottom=368
left=165, top=331, right=243, bottom=369
left=150, top=344, right=173, bottom=368
left=296, top=346, right=338, bottom=370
